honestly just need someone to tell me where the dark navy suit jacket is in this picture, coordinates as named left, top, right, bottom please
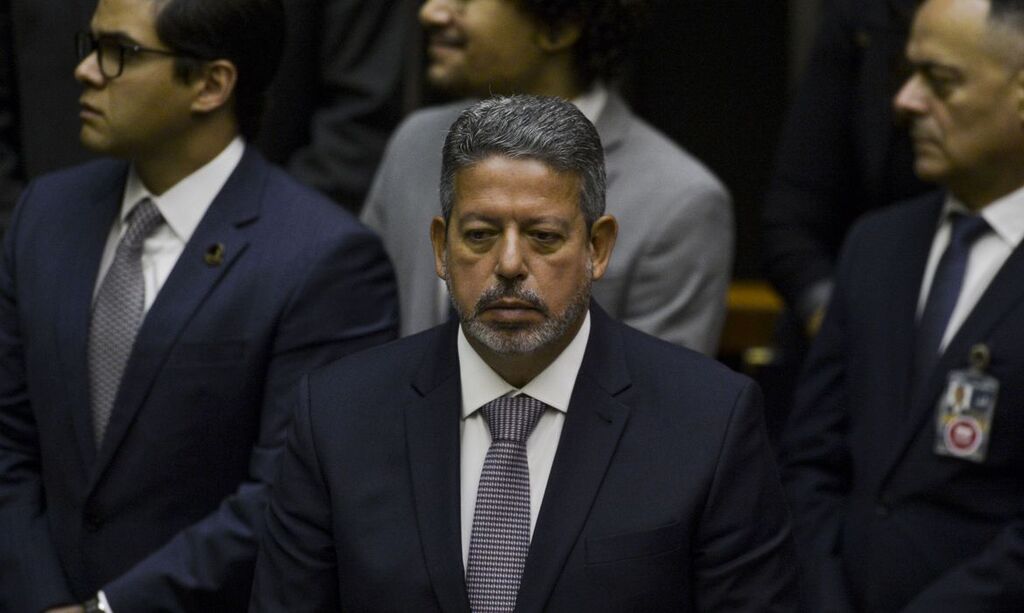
left=0, top=149, right=398, bottom=612
left=782, top=193, right=1024, bottom=612
left=251, top=306, right=798, bottom=612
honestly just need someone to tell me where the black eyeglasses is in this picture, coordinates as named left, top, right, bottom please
left=75, top=31, right=194, bottom=79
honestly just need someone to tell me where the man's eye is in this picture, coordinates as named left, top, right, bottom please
left=464, top=229, right=493, bottom=242
left=924, top=72, right=956, bottom=97
left=532, top=231, right=561, bottom=243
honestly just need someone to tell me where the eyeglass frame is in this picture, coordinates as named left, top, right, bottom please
left=75, top=31, right=203, bottom=79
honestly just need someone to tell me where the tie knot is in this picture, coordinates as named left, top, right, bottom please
left=481, top=395, right=546, bottom=444
left=948, top=212, right=990, bottom=249
left=122, top=199, right=164, bottom=249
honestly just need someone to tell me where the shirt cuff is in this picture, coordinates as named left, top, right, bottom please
left=97, top=590, right=113, bottom=613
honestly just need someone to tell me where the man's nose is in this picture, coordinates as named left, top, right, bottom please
left=893, top=73, right=928, bottom=118
left=495, top=234, right=528, bottom=281
left=420, top=0, right=456, bottom=28
left=74, top=48, right=105, bottom=87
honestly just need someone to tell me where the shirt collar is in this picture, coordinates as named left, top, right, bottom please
left=121, top=137, right=246, bottom=243
left=572, top=82, right=608, bottom=126
left=944, top=185, right=1024, bottom=249
left=457, top=311, right=591, bottom=419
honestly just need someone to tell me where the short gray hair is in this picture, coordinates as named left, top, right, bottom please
left=439, top=95, right=606, bottom=228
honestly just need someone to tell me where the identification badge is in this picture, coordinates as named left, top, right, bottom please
left=933, top=344, right=999, bottom=463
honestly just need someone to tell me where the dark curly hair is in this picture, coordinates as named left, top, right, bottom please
left=516, top=0, right=651, bottom=86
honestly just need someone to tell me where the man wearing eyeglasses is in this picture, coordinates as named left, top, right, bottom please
left=0, top=0, right=399, bottom=612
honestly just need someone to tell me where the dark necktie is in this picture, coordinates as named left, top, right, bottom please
left=88, top=198, right=164, bottom=447
left=466, top=394, right=547, bottom=613
left=913, top=212, right=990, bottom=384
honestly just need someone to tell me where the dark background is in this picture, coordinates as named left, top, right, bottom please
left=623, top=1, right=799, bottom=279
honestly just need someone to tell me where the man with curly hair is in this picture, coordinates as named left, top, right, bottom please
left=361, top=0, right=733, bottom=356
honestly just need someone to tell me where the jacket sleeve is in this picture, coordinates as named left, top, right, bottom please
left=694, top=380, right=800, bottom=611
left=249, top=373, right=340, bottom=612
left=100, top=224, right=398, bottom=611
left=621, top=179, right=732, bottom=355
left=780, top=227, right=861, bottom=613
left=761, top=0, right=862, bottom=315
left=282, top=0, right=412, bottom=212
left=0, top=184, right=77, bottom=613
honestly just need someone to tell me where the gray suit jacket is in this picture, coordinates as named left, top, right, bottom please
left=361, top=92, right=733, bottom=354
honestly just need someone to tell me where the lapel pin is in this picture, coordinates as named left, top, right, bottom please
left=969, top=343, right=991, bottom=372
left=204, top=243, right=225, bottom=267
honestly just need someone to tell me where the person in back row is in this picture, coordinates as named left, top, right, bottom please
left=253, top=95, right=796, bottom=612
left=0, top=0, right=398, bottom=610
left=783, top=0, right=1024, bottom=610
left=362, top=0, right=733, bottom=354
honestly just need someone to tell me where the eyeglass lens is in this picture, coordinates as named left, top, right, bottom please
left=76, top=33, right=124, bottom=78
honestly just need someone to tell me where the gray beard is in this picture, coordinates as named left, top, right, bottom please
left=444, top=252, right=592, bottom=355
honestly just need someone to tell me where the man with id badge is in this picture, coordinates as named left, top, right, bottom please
left=781, top=0, right=1024, bottom=611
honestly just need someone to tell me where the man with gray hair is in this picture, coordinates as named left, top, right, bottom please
left=783, top=0, right=1024, bottom=610
left=252, top=95, right=797, bottom=611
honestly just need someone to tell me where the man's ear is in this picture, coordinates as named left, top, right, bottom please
left=588, top=214, right=617, bottom=280
left=537, top=21, right=583, bottom=53
left=1016, top=70, right=1024, bottom=121
left=430, top=216, right=449, bottom=279
left=190, top=59, right=238, bottom=115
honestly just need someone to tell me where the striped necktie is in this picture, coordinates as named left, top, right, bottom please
left=466, top=394, right=547, bottom=612
left=88, top=198, right=164, bottom=447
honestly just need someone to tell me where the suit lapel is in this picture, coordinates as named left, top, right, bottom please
left=516, top=306, right=632, bottom=612
left=883, top=236, right=1024, bottom=482
left=888, top=197, right=943, bottom=410
left=406, top=321, right=471, bottom=613
left=868, top=201, right=937, bottom=489
left=59, top=165, right=128, bottom=469
left=88, top=149, right=264, bottom=486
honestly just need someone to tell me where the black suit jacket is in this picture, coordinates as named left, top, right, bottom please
left=782, top=193, right=1024, bottom=612
left=0, top=149, right=398, bottom=612
left=255, top=0, right=415, bottom=213
left=762, top=0, right=930, bottom=312
left=252, top=306, right=798, bottom=611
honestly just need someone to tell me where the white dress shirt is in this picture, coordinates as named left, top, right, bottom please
left=917, top=187, right=1024, bottom=352
left=433, top=85, right=610, bottom=323
left=93, top=137, right=245, bottom=310
left=458, top=312, right=591, bottom=569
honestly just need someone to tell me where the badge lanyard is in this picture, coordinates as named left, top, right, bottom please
left=933, top=343, right=999, bottom=463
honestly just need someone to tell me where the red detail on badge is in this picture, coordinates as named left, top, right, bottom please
left=944, top=416, right=983, bottom=457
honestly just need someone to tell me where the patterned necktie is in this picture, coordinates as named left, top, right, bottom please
left=88, top=198, right=164, bottom=447
left=913, top=212, right=990, bottom=385
left=466, top=394, right=547, bottom=613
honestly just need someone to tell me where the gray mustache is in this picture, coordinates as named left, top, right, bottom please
left=473, top=283, right=549, bottom=316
